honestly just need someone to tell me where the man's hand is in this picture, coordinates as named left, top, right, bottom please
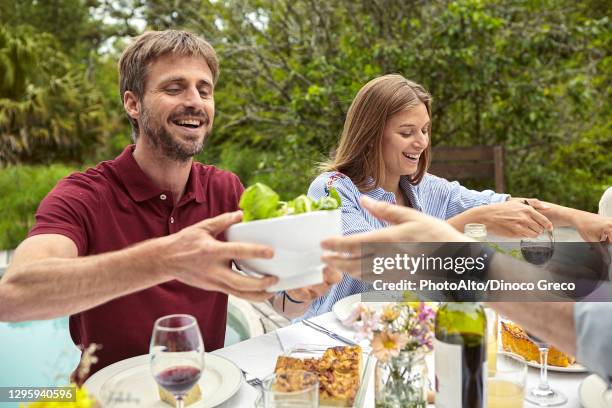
left=571, top=212, right=612, bottom=242
left=284, top=267, right=343, bottom=303
left=321, top=196, right=469, bottom=276
left=518, top=198, right=612, bottom=242
left=158, top=211, right=278, bottom=301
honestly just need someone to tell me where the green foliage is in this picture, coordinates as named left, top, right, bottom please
left=0, top=0, right=610, bottom=247
left=0, top=164, right=78, bottom=250
left=146, top=0, right=610, bottom=210
left=0, top=25, right=112, bottom=165
left=0, top=0, right=138, bottom=61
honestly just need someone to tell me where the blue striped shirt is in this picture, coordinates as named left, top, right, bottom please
left=298, top=172, right=509, bottom=320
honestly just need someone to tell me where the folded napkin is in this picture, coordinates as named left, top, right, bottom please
left=213, top=333, right=282, bottom=380
left=276, top=323, right=345, bottom=352
left=276, top=315, right=367, bottom=352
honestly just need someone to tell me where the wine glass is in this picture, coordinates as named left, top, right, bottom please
left=522, top=332, right=567, bottom=406
left=520, top=232, right=566, bottom=406
left=520, top=231, right=554, bottom=266
left=150, top=314, right=204, bottom=408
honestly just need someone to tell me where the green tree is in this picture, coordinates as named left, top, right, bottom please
left=0, top=26, right=111, bottom=165
left=140, top=0, right=610, bottom=208
left=0, top=164, right=78, bottom=250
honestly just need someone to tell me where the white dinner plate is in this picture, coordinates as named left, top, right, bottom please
left=332, top=293, right=387, bottom=323
left=84, top=353, right=243, bottom=407
left=579, top=374, right=612, bottom=408
left=525, top=360, right=588, bottom=373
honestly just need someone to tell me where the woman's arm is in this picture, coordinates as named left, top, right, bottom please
left=421, top=175, right=551, bottom=237
left=519, top=198, right=612, bottom=242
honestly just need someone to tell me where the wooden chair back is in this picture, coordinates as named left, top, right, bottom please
left=429, top=145, right=505, bottom=193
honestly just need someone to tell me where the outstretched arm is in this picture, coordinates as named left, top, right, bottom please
left=0, top=212, right=277, bottom=322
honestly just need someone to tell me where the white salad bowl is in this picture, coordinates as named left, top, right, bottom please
left=226, top=209, right=342, bottom=291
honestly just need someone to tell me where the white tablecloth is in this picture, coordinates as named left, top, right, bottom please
left=213, top=311, right=588, bottom=407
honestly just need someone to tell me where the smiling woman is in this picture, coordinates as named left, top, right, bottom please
left=300, top=74, right=612, bottom=322
left=298, top=74, right=514, bottom=320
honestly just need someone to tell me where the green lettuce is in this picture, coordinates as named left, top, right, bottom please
left=239, top=183, right=280, bottom=221
left=239, top=183, right=341, bottom=221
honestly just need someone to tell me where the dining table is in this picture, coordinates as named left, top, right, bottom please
left=85, top=225, right=597, bottom=407
left=212, top=309, right=590, bottom=407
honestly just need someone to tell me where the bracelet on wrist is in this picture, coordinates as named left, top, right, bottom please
left=283, top=290, right=305, bottom=304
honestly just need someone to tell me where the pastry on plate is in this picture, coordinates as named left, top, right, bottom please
left=501, top=321, right=575, bottom=367
left=274, top=345, right=362, bottom=407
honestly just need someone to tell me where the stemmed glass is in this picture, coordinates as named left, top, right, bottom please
left=150, top=314, right=204, bottom=408
left=523, top=332, right=567, bottom=406
left=520, top=232, right=567, bottom=406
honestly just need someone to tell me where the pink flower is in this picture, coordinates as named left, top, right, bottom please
left=342, top=303, right=372, bottom=326
left=371, top=330, right=409, bottom=362
left=343, top=303, right=378, bottom=341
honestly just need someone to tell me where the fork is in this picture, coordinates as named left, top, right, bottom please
left=241, top=368, right=263, bottom=388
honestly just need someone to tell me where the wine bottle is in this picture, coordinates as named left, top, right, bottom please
left=435, top=302, right=487, bottom=408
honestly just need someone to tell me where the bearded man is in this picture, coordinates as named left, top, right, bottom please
left=0, top=30, right=340, bottom=379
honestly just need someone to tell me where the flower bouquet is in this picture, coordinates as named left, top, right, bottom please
left=343, top=302, right=436, bottom=408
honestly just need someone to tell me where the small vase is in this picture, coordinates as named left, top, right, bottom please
left=375, top=350, right=428, bottom=408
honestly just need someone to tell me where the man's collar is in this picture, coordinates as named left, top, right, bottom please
left=113, top=145, right=204, bottom=204
left=187, top=163, right=206, bottom=203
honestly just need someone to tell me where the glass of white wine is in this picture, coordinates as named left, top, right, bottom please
left=487, top=352, right=527, bottom=408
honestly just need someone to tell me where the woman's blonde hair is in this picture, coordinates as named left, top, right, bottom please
left=321, top=74, right=432, bottom=191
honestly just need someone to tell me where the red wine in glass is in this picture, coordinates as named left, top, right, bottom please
left=150, top=314, right=204, bottom=408
left=155, top=365, right=202, bottom=396
left=520, top=245, right=553, bottom=265
left=520, top=231, right=554, bottom=266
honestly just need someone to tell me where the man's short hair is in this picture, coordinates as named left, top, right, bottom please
left=118, top=30, right=219, bottom=140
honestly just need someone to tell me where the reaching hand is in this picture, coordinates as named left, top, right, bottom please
left=475, top=198, right=553, bottom=238
left=158, top=211, right=278, bottom=301
left=572, top=212, right=612, bottom=242
left=320, top=196, right=469, bottom=276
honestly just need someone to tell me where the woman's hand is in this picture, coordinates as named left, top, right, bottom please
left=461, top=199, right=554, bottom=238
left=514, top=197, right=612, bottom=242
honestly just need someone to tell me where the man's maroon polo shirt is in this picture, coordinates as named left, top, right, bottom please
left=28, top=145, right=244, bottom=378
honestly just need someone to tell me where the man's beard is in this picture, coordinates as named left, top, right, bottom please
left=140, top=105, right=209, bottom=162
